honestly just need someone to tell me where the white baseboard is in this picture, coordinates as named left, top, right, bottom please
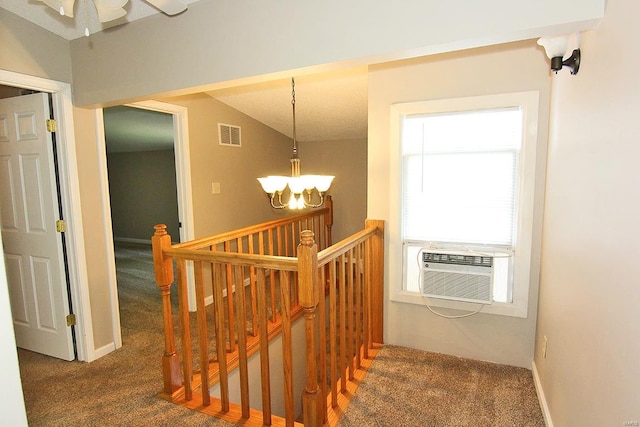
left=532, top=360, right=553, bottom=427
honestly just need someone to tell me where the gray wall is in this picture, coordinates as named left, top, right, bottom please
left=107, top=150, right=180, bottom=243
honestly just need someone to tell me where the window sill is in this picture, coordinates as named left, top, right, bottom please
left=390, top=290, right=528, bottom=318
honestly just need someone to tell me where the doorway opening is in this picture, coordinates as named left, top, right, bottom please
left=97, top=100, right=194, bottom=351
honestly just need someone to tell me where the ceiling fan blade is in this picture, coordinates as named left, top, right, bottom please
left=144, top=0, right=187, bottom=16
left=97, top=0, right=129, bottom=9
left=39, top=0, right=76, bottom=18
left=94, top=3, right=127, bottom=22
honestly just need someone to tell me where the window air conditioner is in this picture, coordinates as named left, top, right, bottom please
left=421, top=251, right=494, bottom=304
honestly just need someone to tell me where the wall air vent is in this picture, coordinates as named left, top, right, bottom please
left=218, top=123, right=241, bottom=147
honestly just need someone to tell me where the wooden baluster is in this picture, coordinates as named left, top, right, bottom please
left=347, top=248, right=355, bottom=381
left=256, top=268, right=272, bottom=425
left=354, top=243, right=363, bottom=369
left=268, top=228, right=277, bottom=323
left=339, top=253, right=347, bottom=393
left=248, top=234, right=258, bottom=337
left=328, top=259, right=338, bottom=408
left=366, top=219, right=385, bottom=344
left=224, top=241, right=236, bottom=353
left=284, top=223, right=290, bottom=257
left=298, top=230, right=321, bottom=427
left=280, top=271, right=294, bottom=427
left=176, top=259, right=193, bottom=401
left=193, top=260, right=211, bottom=406
left=213, top=263, right=229, bottom=412
left=317, top=266, right=328, bottom=424
left=234, top=265, right=250, bottom=419
left=152, top=224, right=181, bottom=396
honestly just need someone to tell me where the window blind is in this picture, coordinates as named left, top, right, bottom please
left=402, top=108, right=522, bottom=246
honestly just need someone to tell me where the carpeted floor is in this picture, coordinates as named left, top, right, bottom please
left=337, top=345, right=545, bottom=427
left=18, top=242, right=545, bottom=426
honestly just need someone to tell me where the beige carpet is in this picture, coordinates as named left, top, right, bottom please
left=18, top=242, right=545, bottom=426
left=338, top=345, right=545, bottom=427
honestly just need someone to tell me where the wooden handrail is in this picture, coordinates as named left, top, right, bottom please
left=152, top=204, right=384, bottom=427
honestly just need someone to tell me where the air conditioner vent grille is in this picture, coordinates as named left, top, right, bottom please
left=422, top=251, right=493, bottom=304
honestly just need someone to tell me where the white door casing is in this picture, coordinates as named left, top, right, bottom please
left=0, top=93, right=75, bottom=361
left=97, top=100, right=195, bottom=350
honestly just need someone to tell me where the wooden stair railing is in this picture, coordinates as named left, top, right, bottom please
left=152, top=208, right=384, bottom=427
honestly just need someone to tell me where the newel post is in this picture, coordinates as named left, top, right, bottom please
left=152, top=224, right=181, bottom=395
left=324, top=195, right=333, bottom=247
left=298, top=230, right=322, bottom=427
left=366, top=219, right=385, bottom=344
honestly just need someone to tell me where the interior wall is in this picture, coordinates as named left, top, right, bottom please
left=0, top=9, right=72, bottom=83
left=161, top=93, right=293, bottom=238
left=299, top=138, right=367, bottom=242
left=68, top=0, right=604, bottom=107
left=107, top=150, right=180, bottom=242
left=534, top=0, right=640, bottom=425
left=72, top=106, right=116, bottom=352
left=368, top=40, right=551, bottom=368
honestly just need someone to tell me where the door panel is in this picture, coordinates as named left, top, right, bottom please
left=0, top=93, right=75, bottom=361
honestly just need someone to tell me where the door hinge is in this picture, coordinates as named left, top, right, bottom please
left=46, top=119, right=57, bottom=132
left=56, top=219, right=66, bottom=233
left=66, top=314, right=76, bottom=327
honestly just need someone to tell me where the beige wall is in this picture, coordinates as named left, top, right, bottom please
left=68, top=0, right=604, bottom=107
left=73, top=107, right=116, bottom=351
left=161, top=94, right=294, bottom=238
left=0, top=9, right=72, bottom=83
left=534, top=0, right=640, bottom=424
left=368, top=40, right=551, bottom=368
left=299, top=138, right=367, bottom=242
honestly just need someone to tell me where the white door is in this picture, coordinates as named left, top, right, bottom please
left=0, top=92, right=75, bottom=361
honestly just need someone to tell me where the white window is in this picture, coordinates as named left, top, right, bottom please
left=390, top=92, right=539, bottom=318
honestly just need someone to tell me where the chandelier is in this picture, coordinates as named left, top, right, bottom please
left=257, top=78, right=334, bottom=209
left=38, top=0, right=187, bottom=37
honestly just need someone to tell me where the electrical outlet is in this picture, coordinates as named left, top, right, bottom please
left=542, top=335, right=548, bottom=359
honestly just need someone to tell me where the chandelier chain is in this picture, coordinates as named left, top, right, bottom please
left=291, top=77, right=298, bottom=159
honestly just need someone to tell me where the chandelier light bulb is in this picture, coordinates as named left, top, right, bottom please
left=288, top=193, right=298, bottom=210
left=59, top=5, right=65, bottom=15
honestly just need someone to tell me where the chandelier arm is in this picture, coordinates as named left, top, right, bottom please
left=269, top=192, right=287, bottom=209
left=302, top=191, right=326, bottom=208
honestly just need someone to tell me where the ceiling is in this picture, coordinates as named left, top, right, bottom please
left=0, top=0, right=202, bottom=40
left=0, top=1, right=368, bottom=146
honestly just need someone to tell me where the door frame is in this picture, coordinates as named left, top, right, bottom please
left=97, top=100, right=195, bottom=346
left=0, top=69, right=93, bottom=361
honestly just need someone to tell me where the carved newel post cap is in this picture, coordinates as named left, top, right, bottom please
left=154, top=224, right=168, bottom=236
left=300, top=230, right=315, bottom=246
